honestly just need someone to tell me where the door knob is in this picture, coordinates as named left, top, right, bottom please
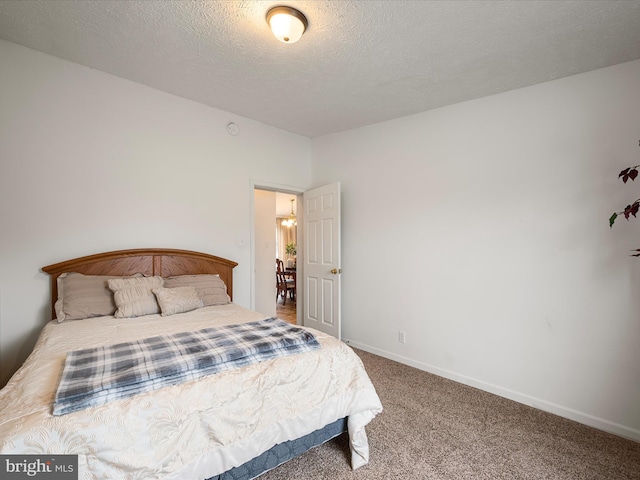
left=330, top=268, right=342, bottom=274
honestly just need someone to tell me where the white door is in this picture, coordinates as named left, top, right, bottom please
left=302, top=182, right=341, bottom=339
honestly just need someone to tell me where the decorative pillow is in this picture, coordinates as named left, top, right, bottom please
left=108, top=276, right=165, bottom=318
left=152, top=286, right=204, bottom=317
left=164, top=274, right=230, bottom=306
left=54, top=272, right=142, bottom=323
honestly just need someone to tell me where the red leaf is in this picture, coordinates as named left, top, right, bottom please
left=620, top=168, right=630, bottom=182
left=620, top=166, right=640, bottom=183
left=624, top=202, right=640, bottom=219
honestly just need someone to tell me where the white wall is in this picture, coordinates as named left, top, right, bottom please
left=0, top=40, right=311, bottom=386
left=311, top=60, right=640, bottom=440
left=254, top=189, right=277, bottom=317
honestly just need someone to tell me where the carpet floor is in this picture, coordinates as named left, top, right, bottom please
left=259, top=348, right=640, bottom=479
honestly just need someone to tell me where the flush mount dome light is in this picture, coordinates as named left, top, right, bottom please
left=266, top=6, right=308, bottom=44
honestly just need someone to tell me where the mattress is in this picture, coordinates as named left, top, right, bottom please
left=0, top=304, right=382, bottom=479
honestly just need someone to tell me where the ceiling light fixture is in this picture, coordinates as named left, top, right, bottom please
left=266, top=6, right=308, bottom=44
left=281, top=199, right=297, bottom=227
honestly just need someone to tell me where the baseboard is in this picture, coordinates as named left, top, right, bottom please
left=344, top=339, right=640, bottom=443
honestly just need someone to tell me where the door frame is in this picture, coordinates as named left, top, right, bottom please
left=250, top=181, right=305, bottom=323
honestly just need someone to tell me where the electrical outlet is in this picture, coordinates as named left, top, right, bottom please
left=398, top=330, right=406, bottom=344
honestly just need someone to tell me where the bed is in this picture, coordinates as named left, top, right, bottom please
left=0, top=248, right=382, bottom=479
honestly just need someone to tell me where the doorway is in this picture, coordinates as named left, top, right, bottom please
left=253, top=181, right=342, bottom=338
left=275, top=192, right=298, bottom=324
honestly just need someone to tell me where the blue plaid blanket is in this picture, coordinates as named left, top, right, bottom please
left=53, top=318, right=319, bottom=416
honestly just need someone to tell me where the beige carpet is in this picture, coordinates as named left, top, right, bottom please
left=260, top=348, right=640, bottom=479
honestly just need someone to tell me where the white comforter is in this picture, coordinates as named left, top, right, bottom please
left=0, top=304, right=382, bottom=479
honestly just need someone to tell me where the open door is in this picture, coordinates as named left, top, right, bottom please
left=302, top=182, right=341, bottom=339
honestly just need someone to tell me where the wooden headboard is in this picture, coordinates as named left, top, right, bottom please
left=42, top=248, right=238, bottom=320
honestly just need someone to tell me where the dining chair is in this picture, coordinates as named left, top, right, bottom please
left=276, top=269, right=296, bottom=305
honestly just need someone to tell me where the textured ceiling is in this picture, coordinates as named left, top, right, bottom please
left=1, top=0, right=640, bottom=138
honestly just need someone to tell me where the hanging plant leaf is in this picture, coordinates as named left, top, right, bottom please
left=609, top=142, right=640, bottom=256
left=619, top=167, right=639, bottom=183
left=623, top=201, right=640, bottom=219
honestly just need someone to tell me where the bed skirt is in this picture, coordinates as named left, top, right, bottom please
left=207, top=417, right=348, bottom=480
